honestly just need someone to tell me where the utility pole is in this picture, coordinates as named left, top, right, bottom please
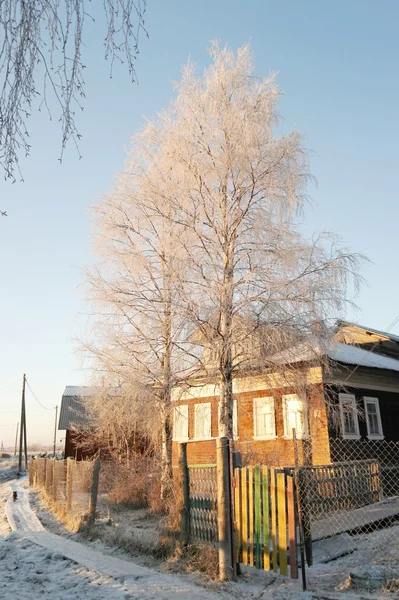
left=18, top=374, right=27, bottom=472
left=14, top=422, right=19, bottom=456
left=53, top=405, right=58, bottom=457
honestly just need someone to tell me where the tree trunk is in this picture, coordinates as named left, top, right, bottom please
left=219, top=237, right=235, bottom=440
left=160, top=401, right=172, bottom=500
left=160, top=256, right=173, bottom=501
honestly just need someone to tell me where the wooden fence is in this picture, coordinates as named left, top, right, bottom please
left=296, top=459, right=382, bottom=520
left=234, top=466, right=298, bottom=579
left=179, top=442, right=300, bottom=581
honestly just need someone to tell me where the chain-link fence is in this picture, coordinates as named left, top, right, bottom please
left=29, top=456, right=100, bottom=528
left=293, top=439, right=399, bottom=567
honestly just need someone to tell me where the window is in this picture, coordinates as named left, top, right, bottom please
left=364, top=397, right=383, bottom=439
left=283, top=394, right=308, bottom=439
left=173, top=405, right=188, bottom=441
left=253, top=397, right=276, bottom=439
left=218, top=399, right=238, bottom=438
left=194, top=402, right=212, bottom=439
left=339, top=393, right=360, bottom=439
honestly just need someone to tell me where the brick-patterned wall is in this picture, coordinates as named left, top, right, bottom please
left=172, top=381, right=331, bottom=467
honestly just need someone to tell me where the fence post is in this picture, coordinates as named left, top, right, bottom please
left=88, top=458, right=101, bottom=525
left=28, top=457, right=34, bottom=486
left=293, top=429, right=307, bottom=591
left=66, top=458, right=73, bottom=513
left=43, top=457, right=47, bottom=489
left=52, top=459, right=57, bottom=502
left=216, top=436, right=233, bottom=581
left=178, top=443, right=190, bottom=547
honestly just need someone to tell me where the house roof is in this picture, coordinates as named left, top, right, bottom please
left=58, top=386, right=101, bottom=430
left=268, top=339, right=399, bottom=374
left=183, top=319, right=399, bottom=383
left=58, top=386, right=122, bottom=430
left=336, top=320, right=399, bottom=344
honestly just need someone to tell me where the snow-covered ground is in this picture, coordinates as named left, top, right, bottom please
left=0, top=467, right=399, bottom=599
left=0, top=455, right=19, bottom=482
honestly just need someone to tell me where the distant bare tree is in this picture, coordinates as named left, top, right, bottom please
left=0, top=0, right=147, bottom=182
left=72, top=384, right=159, bottom=463
left=82, top=120, right=190, bottom=499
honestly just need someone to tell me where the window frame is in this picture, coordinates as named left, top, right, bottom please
left=338, top=393, right=360, bottom=440
left=173, top=405, right=189, bottom=441
left=364, top=396, right=384, bottom=440
left=194, top=402, right=212, bottom=440
left=253, top=396, right=276, bottom=440
left=282, top=394, right=309, bottom=439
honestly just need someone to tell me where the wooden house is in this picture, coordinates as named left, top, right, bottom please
left=58, top=386, right=99, bottom=459
left=171, top=321, right=399, bottom=467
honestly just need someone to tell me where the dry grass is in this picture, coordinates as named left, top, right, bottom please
left=40, top=493, right=84, bottom=532
left=101, top=458, right=161, bottom=510
left=166, top=543, right=220, bottom=580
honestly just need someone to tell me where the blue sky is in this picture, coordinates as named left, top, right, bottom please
left=1, top=0, right=398, bottom=446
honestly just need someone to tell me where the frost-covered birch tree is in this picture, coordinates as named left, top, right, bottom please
left=85, top=42, right=364, bottom=463
left=83, top=121, right=188, bottom=498
left=163, top=43, right=364, bottom=438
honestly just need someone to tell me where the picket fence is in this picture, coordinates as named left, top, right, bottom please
left=234, top=466, right=298, bottom=578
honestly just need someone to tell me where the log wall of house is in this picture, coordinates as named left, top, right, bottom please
left=171, top=381, right=331, bottom=467
left=64, top=429, right=97, bottom=460
left=326, top=383, right=399, bottom=443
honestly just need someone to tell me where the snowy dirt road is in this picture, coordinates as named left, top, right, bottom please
left=2, top=476, right=398, bottom=599
left=1, top=479, right=228, bottom=599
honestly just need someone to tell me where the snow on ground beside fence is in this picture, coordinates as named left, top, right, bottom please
left=2, top=475, right=399, bottom=598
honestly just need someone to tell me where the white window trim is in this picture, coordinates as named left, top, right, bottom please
left=194, top=402, right=212, bottom=440
left=173, top=405, right=189, bottom=441
left=339, top=393, right=360, bottom=440
left=253, top=396, right=277, bottom=440
left=282, top=394, right=309, bottom=439
left=218, top=399, right=238, bottom=439
left=364, top=396, right=384, bottom=440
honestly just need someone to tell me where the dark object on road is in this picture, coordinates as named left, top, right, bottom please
left=12, top=491, right=17, bottom=502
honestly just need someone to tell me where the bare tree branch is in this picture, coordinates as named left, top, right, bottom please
left=0, top=0, right=147, bottom=183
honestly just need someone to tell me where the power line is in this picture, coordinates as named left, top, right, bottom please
left=25, top=378, right=53, bottom=411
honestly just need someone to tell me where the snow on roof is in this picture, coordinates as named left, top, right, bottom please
left=63, top=386, right=100, bottom=397
left=268, top=340, right=399, bottom=373
left=327, top=341, right=399, bottom=372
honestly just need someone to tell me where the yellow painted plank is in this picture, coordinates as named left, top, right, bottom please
left=241, top=467, right=248, bottom=565
left=234, top=468, right=242, bottom=566
left=277, top=472, right=288, bottom=576
left=248, top=466, right=254, bottom=567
